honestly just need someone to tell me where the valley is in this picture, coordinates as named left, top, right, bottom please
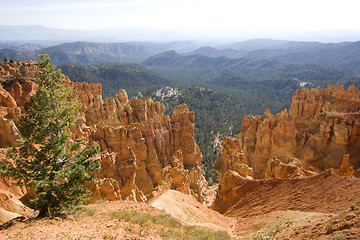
left=0, top=38, right=360, bottom=239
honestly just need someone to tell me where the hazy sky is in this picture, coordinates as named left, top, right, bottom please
left=2, top=0, right=360, bottom=32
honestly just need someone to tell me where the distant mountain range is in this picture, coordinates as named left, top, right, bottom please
left=184, top=40, right=360, bottom=69
left=0, top=41, right=201, bottom=65
left=143, top=50, right=360, bottom=85
left=1, top=25, right=360, bottom=43
left=2, top=38, right=360, bottom=69
left=217, top=39, right=291, bottom=51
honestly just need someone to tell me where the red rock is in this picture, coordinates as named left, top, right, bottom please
left=216, top=84, right=360, bottom=180
left=0, top=61, right=207, bottom=206
left=337, top=153, right=354, bottom=177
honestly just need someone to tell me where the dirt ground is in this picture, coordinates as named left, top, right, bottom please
left=0, top=172, right=359, bottom=239
left=149, top=189, right=233, bottom=232
left=221, top=172, right=360, bottom=239
left=0, top=200, right=168, bottom=240
left=0, top=198, right=232, bottom=240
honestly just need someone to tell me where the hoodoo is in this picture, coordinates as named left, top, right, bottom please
left=215, top=84, right=360, bottom=180
left=0, top=61, right=207, bottom=219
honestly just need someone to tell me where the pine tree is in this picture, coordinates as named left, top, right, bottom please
left=0, top=52, right=100, bottom=217
left=19, top=65, right=28, bottom=80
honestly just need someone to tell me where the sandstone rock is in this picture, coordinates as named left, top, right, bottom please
left=8, top=79, right=37, bottom=107
left=0, top=85, right=17, bottom=108
left=337, top=154, right=354, bottom=177
left=0, top=151, right=38, bottom=225
left=161, top=150, right=191, bottom=194
left=0, top=61, right=208, bottom=206
left=216, top=84, right=360, bottom=180
left=214, top=136, right=253, bottom=184
left=99, top=178, right=121, bottom=201
left=0, top=119, right=20, bottom=147
left=212, top=170, right=248, bottom=214
left=353, top=169, right=360, bottom=178
left=265, top=157, right=307, bottom=179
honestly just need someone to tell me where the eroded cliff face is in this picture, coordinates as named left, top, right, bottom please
left=213, top=86, right=360, bottom=214
left=0, top=61, right=207, bottom=211
left=215, top=85, right=360, bottom=181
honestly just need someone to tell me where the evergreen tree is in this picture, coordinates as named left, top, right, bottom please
left=0, top=52, right=100, bottom=217
left=19, top=65, right=28, bottom=80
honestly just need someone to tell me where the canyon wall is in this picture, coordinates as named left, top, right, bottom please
left=215, top=84, right=360, bottom=181
left=0, top=61, right=207, bottom=214
left=213, top=85, right=360, bottom=214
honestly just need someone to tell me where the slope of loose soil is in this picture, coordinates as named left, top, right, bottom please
left=216, top=171, right=360, bottom=239
left=1, top=172, right=359, bottom=239
left=224, top=172, right=360, bottom=217
left=149, top=189, right=232, bottom=232
left=0, top=200, right=230, bottom=240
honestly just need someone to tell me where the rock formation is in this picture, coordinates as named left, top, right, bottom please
left=0, top=61, right=207, bottom=216
left=0, top=151, right=39, bottom=224
left=336, top=154, right=354, bottom=177
left=264, top=156, right=311, bottom=179
left=215, top=85, right=360, bottom=180
left=214, top=136, right=253, bottom=184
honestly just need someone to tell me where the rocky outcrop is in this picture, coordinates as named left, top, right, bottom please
left=0, top=86, right=21, bottom=147
left=0, top=151, right=39, bottom=225
left=336, top=154, right=354, bottom=177
left=0, top=61, right=207, bottom=209
left=214, top=136, right=253, bottom=184
left=71, top=84, right=207, bottom=202
left=264, top=156, right=311, bottom=179
left=215, top=85, right=360, bottom=181
left=213, top=85, right=360, bottom=215
left=159, top=150, right=191, bottom=194
left=0, top=61, right=38, bottom=148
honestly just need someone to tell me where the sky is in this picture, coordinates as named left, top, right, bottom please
left=1, top=0, right=360, bottom=41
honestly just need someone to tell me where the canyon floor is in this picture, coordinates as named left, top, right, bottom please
left=1, top=172, right=360, bottom=240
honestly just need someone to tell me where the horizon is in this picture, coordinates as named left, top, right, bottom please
left=1, top=0, right=360, bottom=43
left=1, top=24, right=360, bottom=44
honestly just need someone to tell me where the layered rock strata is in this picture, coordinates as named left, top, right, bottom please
left=215, top=85, right=360, bottom=181
left=0, top=61, right=207, bottom=210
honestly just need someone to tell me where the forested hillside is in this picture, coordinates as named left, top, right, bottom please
left=186, top=40, right=360, bottom=69
left=60, top=63, right=171, bottom=97
left=143, top=50, right=360, bottom=86
left=0, top=41, right=201, bottom=65
left=149, top=86, right=291, bottom=183
left=142, top=51, right=360, bottom=183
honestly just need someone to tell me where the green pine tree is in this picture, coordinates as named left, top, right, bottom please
left=19, top=65, right=28, bottom=80
left=0, top=52, right=100, bottom=217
